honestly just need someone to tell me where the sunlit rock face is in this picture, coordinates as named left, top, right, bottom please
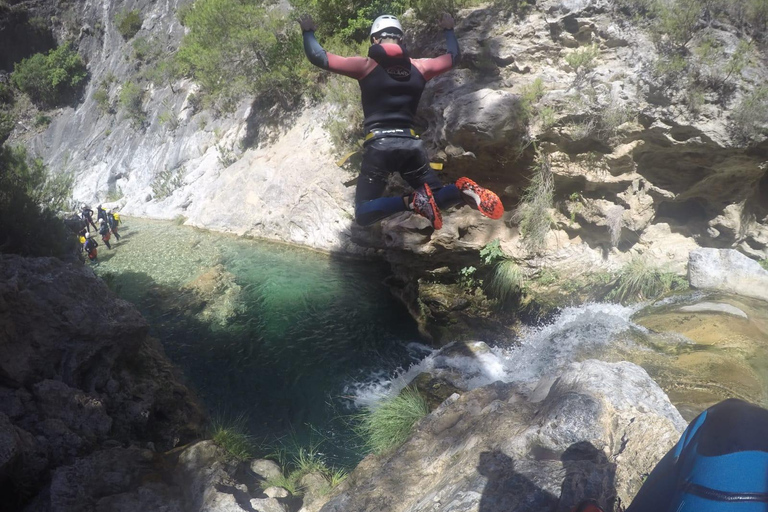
left=9, top=0, right=765, bottom=263
left=317, top=360, right=685, bottom=512
left=689, top=248, right=768, bottom=302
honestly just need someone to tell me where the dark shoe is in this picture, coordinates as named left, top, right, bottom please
left=456, top=177, right=504, bottom=220
left=410, top=183, right=442, bottom=230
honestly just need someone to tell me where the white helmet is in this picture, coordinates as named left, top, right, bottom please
left=85, top=232, right=90, bottom=238
left=370, top=15, right=403, bottom=42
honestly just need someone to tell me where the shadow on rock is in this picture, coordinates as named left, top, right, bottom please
left=478, top=442, right=619, bottom=512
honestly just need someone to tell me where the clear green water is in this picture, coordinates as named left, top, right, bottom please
left=93, top=217, right=422, bottom=465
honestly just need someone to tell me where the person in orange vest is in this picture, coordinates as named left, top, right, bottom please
left=83, top=232, right=98, bottom=262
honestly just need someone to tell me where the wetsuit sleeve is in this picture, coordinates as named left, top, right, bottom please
left=302, top=31, right=375, bottom=80
left=411, top=29, right=461, bottom=81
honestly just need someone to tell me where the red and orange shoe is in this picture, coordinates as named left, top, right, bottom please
left=410, top=183, right=443, bottom=230
left=456, top=177, right=504, bottom=220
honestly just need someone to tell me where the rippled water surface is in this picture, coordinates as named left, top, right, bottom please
left=94, top=217, right=423, bottom=465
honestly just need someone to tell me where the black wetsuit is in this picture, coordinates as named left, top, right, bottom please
left=303, top=29, right=463, bottom=225
left=81, top=208, right=97, bottom=231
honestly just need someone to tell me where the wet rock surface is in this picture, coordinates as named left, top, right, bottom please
left=318, top=360, right=685, bottom=512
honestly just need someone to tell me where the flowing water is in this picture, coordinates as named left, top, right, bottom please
left=96, top=217, right=768, bottom=468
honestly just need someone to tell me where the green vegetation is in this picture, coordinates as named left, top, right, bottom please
left=0, top=145, right=75, bottom=258
left=34, top=114, right=52, bottom=128
left=732, top=86, right=768, bottom=143
left=486, top=260, right=526, bottom=304
left=211, top=416, right=255, bottom=460
left=151, top=166, right=185, bottom=200
left=519, top=78, right=545, bottom=124
left=93, top=83, right=112, bottom=114
left=0, top=111, right=14, bottom=145
left=606, top=256, right=687, bottom=304
left=459, top=265, right=480, bottom=290
left=759, top=259, right=768, bottom=270
left=513, top=149, right=554, bottom=253
left=115, top=8, right=143, bottom=40
left=11, top=43, right=87, bottom=107
left=264, top=442, right=348, bottom=496
left=118, top=81, right=145, bottom=126
left=131, top=36, right=162, bottom=62
left=564, top=43, right=600, bottom=75
left=176, top=0, right=315, bottom=114
left=356, top=387, right=428, bottom=455
left=479, top=238, right=505, bottom=265
left=290, top=0, right=408, bottom=42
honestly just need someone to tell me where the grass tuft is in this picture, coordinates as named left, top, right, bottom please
left=356, top=387, right=429, bottom=455
left=607, top=256, right=687, bottom=304
left=210, top=415, right=255, bottom=461
left=513, top=149, right=555, bottom=253
left=486, top=260, right=526, bottom=304
left=759, top=259, right=768, bottom=271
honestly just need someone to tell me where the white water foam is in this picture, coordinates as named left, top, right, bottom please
left=346, top=303, right=646, bottom=408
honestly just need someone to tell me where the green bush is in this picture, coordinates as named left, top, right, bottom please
left=290, top=0, right=407, bottom=42
left=0, top=145, right=76, bottom=258
left=520, top=78, right=545, bottom=122
left=115, top=9, right=143, bottom=40
left=356, top=387, right=428, bottom=455
left=177, top=0, right=316, bottom=114
left=760, top=259, right=768, bottom=270
left=118, top=81, right=145, bottom=126
left=654, top=0, right=703, bottom=49
left=732, top=85, right=768, bottom=143
left=34, top=114, right=51, bottom=127
left=11, top=43, right=87, bottom=107
left=564, top=43, right=600, bottom=75
left=0, top=110, right=14, bottom=145
left=151, top=166, right=185, bottom=200
left=0, top=82, right=13, bottom=105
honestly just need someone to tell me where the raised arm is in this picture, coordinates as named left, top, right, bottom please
left=412, top=13, right=461, bottom=81
left=299, top=15, right=375, bottom=80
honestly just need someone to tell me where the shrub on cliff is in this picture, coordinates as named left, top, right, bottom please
left=0, top=145, right=75, bottom=258
left=114, top=8, right=143, bottom=40
left=11, top=43, right=87, bottom=107
left=176, top=0, right=316, bottom=114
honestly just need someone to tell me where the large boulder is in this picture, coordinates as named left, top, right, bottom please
left=688, top=248, right=768, bottom=303
left=318, top=360, right=685, bottom=512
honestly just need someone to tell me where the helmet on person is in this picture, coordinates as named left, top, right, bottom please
left=370, top=15, right=403, bottom=43
left=99, top=218, right=105, bottom=224
left=84, top=232, right=90, bottom=238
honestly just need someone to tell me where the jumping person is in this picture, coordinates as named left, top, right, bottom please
left=299, top=13, right=504, bottom=229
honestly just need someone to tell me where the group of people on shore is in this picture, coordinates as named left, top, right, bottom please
left=78, top=204, right=121, bottom=262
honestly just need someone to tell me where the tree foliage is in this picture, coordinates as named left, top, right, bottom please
left=11, top=43, right=87, bottom=107
left=0, top=146, right=75, bottom=258
left=115, top=9, right=143, bottom=40
left=176, top=0, right=316, bottom=113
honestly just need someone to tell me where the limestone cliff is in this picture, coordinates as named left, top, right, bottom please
left=3, top=0, right=764, bottom=265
